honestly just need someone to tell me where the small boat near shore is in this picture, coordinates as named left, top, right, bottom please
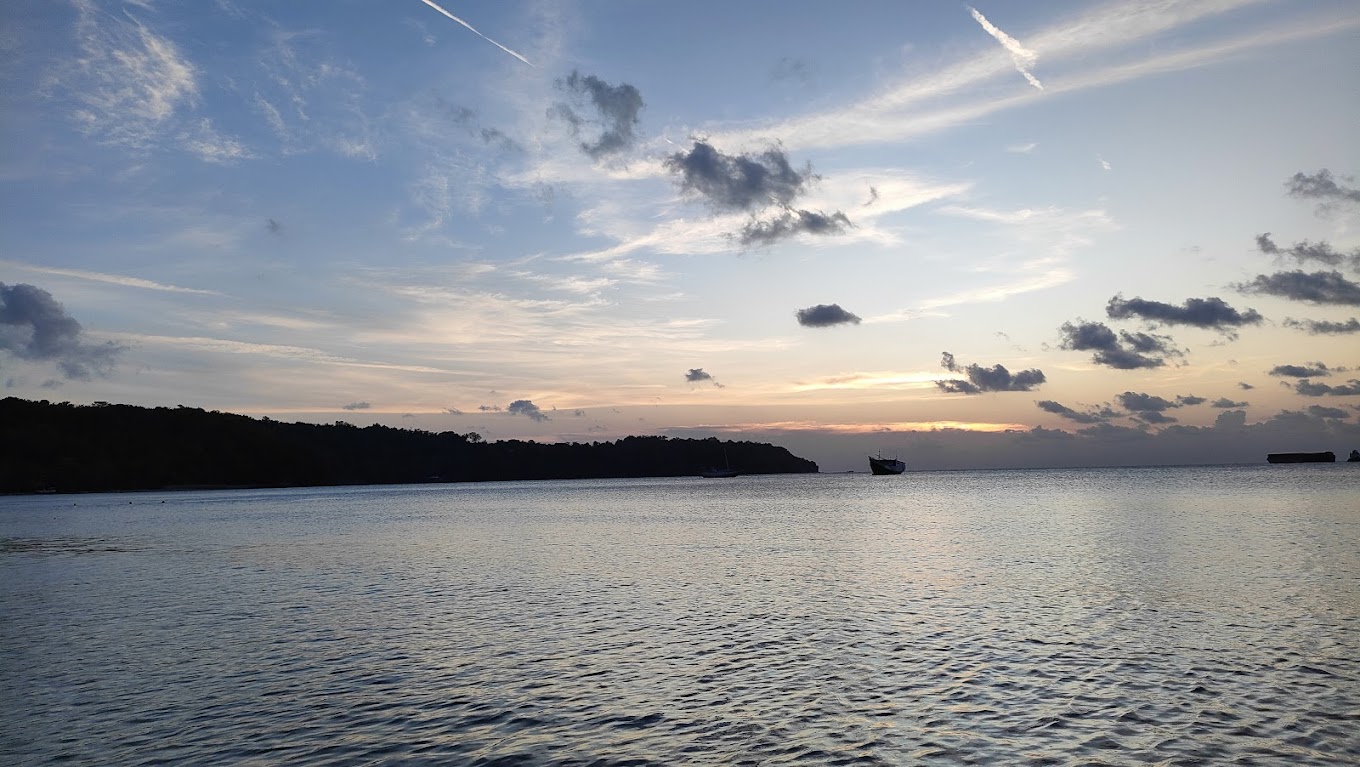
left=701, top=449, right=739, bottom=478
left=868, top=454, right=906, bottom=475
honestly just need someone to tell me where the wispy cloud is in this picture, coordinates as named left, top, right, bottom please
left=418, top=0, right=533, bottom=66
left=968, top=6, right=1043, bottom=90
left=0, top=261, right=220, bottom=295
left=63, top=0, right=198, bottom=150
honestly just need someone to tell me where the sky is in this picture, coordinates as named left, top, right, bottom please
left=2, top=0, right=1359, bottom=472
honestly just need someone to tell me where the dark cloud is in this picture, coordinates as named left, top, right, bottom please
left=865, top=186, right=879, bottom=206
left=1269, top=362, right=1343, bottom=378
left=0, top=282, right=123, bottom=380
left=1255, top=233, right=1359, bottom=269
left=795, top=303, right=862, bottom=328
left=1283, top=317, right=1360, bottom=335
left=552, top=71, right=644, bottom=159
left=478, top=404, right=502, bottom=412
left=1236, top=270, right=1360, bottom=305
left=445, top=407, right=463, bottom=415
left=266, top=218, right=282, bottom=235
left=1116, top=391, right=1179, bottom=413
left=340, top=401, right=370, bottom=410
left=741, top=208, right=851, bottom=246
left=1057, top=320, right=1179, bottom=369
left=1211, top=397, right=1249, bottom=408
left=685, top=368, right=713, bottom=383
left=507, top=399, right=550, bottom=422
left=1136, top=411, right=1178, bottom=424
left=936, top=352, right=1045, bottom=394
left=664, top=141, right=815, bottom=212
left=572, top=409, right=586, bottom=417
left=1238, top=382, right=1255, bottom=390
left=1305, top=405, right=1350, bottom=419
left=685, top=368, right=724, bottom=388
left=442, top=101, right=520, bottom=152
left=770, top=56, right=812, bottom=85
left=1285, top=169, right=1360, bottom=209
left=1106, top=294, right=1262, bottom=336
left=1176, top=395, right=1207, bottom=406
left=1293, top=379, right=1360, bottom=397
left=1036, top=400, right=1112, bottom=424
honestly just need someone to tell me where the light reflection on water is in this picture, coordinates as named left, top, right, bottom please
left=2, top=465, right=1358, bottom=765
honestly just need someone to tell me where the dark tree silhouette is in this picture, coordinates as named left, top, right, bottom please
left=0, top=398, right=817, bottom=493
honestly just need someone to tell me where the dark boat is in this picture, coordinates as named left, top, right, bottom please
left=868, top=454, right=906, bottom=475
left=1267, top=452, right=1335, bottom=463
left=1349, top=450, right=1360, bottom=463
left=700, top=449, right=739, bottom=478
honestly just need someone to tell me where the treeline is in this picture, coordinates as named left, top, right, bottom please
left=0, top=397, right=818, bottom=493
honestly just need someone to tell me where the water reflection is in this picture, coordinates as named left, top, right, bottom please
left=2, top=467, right=1357, bottom=764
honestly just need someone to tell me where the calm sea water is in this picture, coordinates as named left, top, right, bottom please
left=2, top=465, right=1358, bottom=765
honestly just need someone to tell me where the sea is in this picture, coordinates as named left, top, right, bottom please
left=2, top=464, right=1358, bottom=766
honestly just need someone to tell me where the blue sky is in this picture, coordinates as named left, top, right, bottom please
left=2, top=0, right=1359, bottom=470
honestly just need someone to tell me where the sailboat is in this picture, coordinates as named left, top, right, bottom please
left=701, top=448, right=739, bottom=478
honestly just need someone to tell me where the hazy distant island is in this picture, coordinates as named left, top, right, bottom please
left=0, top=397, right=817, bottom=494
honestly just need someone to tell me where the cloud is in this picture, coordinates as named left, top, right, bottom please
left=795, top=303, right=862, bottom=328
left=685, top=368, right=724, bottom=388
left=661, top=140, right=852, bottom=246
left=552, top=71, right=644, bottom=159
left=1236, top=270, right=1360, bottom=306
left=63, top=2, right=198, bottom=150
left=1238, top=382, right=1255, bottom=390
left=1099, top=155, right=1112, bottom=171
left=0, top=282, right=124, bottom=380
left=1036, top=400, right=1113, bottom=424
left=417, top=0, right=533, bottom=66
left=1116, top=391, right=1179, bottom=414
left=1007, top=142, right=1038, bottom=154
left=684, top=368, right=712, bottom=382
left=1211, top=397, right=1249, bottom=408
left=445, top=407, right=463, bottom=415
left=1057, top=320, right=1179, bottom=369
left=1293, top=379, right=1360, bottom=397
left=664, top=141, right=816, bottom=212
left=1283, top=317, right=1360, bottom=334
left=770, top=57, right=812, bottom=85
left=267, top=218, right=283, bottom=235
left=1106, top=294, right=1262, bottom=336
left=741, top=208, right=852, bottom=247
left=936, top=351, right=1045, bottom=394
left=478, top=404, right=502, bottom=412
left=1115, top=391, right=1205, bottom=424
left=1285, top=169, right=1360, bottom=210
left=1256, top=233, right=1360, bottom=269
left=1305, top=405, right=1351, bottom=420
left=1, top=260, right=218, bottom=295
left=341, top=401, right=370, bottom=410
left=1269, top=362, right=1343, bottom=378
left=967, top=6, right=1043, bottom=90
left=507, top=399, right=550, bottom=421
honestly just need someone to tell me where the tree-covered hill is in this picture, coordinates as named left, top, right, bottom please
left=0, top=397, right=818, bottom=493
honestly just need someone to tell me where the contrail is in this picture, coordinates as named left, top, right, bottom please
left=418, top=0, right=533, bottom=67
left=968, top=6, right=1042, bottom=90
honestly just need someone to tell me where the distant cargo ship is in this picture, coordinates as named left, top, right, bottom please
left=1267, top=452, right=1335, bottom=463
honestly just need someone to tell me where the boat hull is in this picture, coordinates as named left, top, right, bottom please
left=1267, top=452, right=1335, bottom=463
left=868, top=457, right=906, bottom=475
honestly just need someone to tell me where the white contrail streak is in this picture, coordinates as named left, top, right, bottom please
left=969, top=6, right=1043, bottom=90
left=418, top=0, right=533, bottom=67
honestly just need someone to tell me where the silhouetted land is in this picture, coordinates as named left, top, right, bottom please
left=1, top=397, right=818, bottom=493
